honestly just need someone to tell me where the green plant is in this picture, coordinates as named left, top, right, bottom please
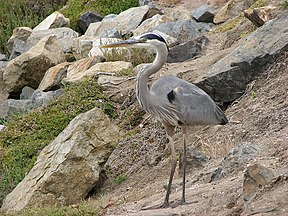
left=118, top=67, right=134, bottom=77
left=251, top=91, right=257, bottom=98
left=0, top=0, right=57, bottom=54
left=281, top=0, right=288, bottom=8
left=0, top=77, right=117, bottom=205
left=2, top=200, right=105, bottom=216
left=251, top=0, right=267, bottom=8
left=113, top=175, right=127, bottom=184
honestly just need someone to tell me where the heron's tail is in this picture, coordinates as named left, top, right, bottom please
left=216, top=106, right=228, bottom=125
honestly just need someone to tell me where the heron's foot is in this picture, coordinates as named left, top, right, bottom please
left=141, top=202, right=170, bottom=210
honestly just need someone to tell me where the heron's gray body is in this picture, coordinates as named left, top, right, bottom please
left=149, top=75, right=227, bottom=126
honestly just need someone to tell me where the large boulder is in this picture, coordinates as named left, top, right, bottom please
left=85, top=5, right=160, bottom=37
left=132, top=14, right=173, bottom=36
left=3, top=35, right=65, bottom=97
left=27, top=27, right=79, bottom=53
left=64, top=61, right=133, bottom=83
left=167, top=35, right=208, bottom=63
left=64, top=57, right=102, bottom=83
left=194, top=12, right=288, bottom=102
left=0, top=99, right=33, bottom=120
left=151, top=19, right=212, bottom=43
left=1, top=108, right=119, bottom=212
left=31, top=89, right=63, bottom=107
left=33, top=11, right=70, bottom=31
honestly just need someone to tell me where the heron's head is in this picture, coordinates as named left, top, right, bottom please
left=100, top=32, right=168, bottom=50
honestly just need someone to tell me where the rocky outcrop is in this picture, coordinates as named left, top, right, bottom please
left=3, top=35, right=65, bottom=97
left=1, top=108, right=119, bottom=213
left=195, top=12, right=288, bottom=102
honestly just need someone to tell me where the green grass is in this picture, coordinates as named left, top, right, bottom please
left=0, top=77, right=117, bottom=206
left=61, top=0, right=139, bottom=30
left=3, top=200, right=105, bottom=216
left=0, top=0, right=57, bottom=54
left=281, top=0, right=288, bottom=8
left=113, top=175, right=128, bottom=185
left=251, top=0, right=267, bottom=8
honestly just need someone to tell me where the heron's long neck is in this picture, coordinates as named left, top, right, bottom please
left=136, top=44, right=168, bottom=108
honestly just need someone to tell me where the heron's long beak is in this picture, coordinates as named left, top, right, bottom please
left=100, top=38, right=144, bottom=48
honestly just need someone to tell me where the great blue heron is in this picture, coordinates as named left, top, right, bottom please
left=101, top=32, right=228, bottom=208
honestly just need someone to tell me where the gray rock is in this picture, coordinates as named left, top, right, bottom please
left=31, top=89, right=63, bottom=107
left=0, top=99, right=33, bottom=120
left=151, top=19, right=212, bottom=43
left=3, top=35, right=65, bottom=98
left=33, top=11, right=70, bottom=31
left=191, top=4, right=215, bottom=23
left=195, top=12, right=288, bottom=102
left=220, top=143, right=258, bottom=176
left=167, top=35, right=208, bottom=63
left=77, top=11, right=103, bottom=34
left=27, top=27, right=79, bottom=53
left=20, top=86, right=35, bottom=100
left=1, top=108, right=119, bottom=212
left=98, top=28, right=122, bottom=38
left=9, top=39, right=29, bottom=60
left=7, top=27, right=32, bottom=54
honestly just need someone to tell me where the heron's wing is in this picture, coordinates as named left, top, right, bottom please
left=151, top=76, right=228, bottom=125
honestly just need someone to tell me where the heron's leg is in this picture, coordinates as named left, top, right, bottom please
left=163, top=135, right=177, bottom=207
left=180, top=126, right=188, bottom=205
left=162, top=123, right=176, bottom=207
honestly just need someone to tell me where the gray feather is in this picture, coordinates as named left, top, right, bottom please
left=151, top=75, right=228, bottom=125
